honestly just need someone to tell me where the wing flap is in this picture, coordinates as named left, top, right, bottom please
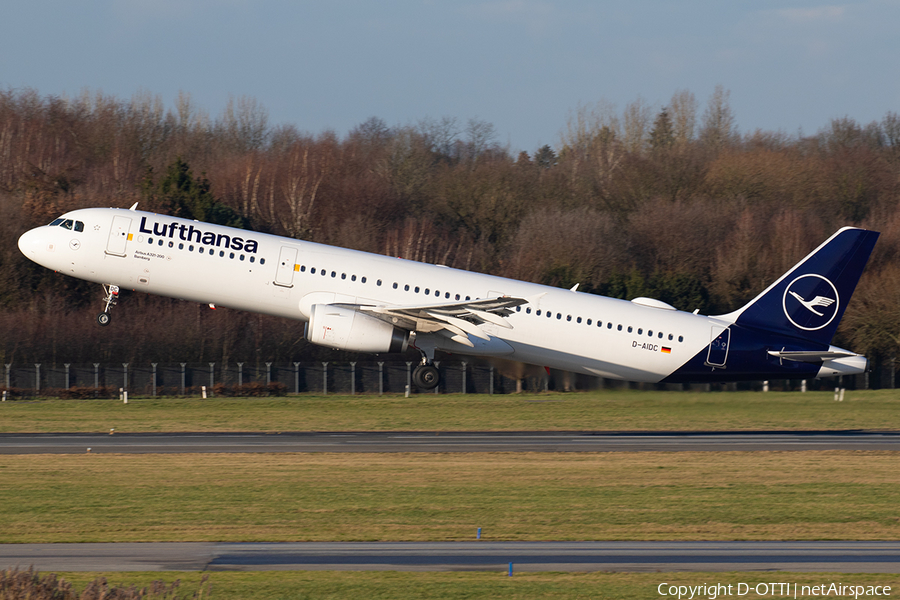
left=346, top=295, right=530, bottom=344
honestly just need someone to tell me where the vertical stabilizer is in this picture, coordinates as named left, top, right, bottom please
left=719, top=227, right=879, bottom=346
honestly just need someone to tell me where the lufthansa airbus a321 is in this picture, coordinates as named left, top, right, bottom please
left=17, top=204, right=878, bottom=389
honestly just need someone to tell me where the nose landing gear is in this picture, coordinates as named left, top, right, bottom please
left=97, top=284, right=119, bottom=326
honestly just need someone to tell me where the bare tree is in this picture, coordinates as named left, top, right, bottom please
left=218, top=95, right=269, bottom=154
left=699, top=85, right=737, bottom=151
left=622, top=97, right=651, bottom=153
left=276, top=137, right=333, bottom=239
left=669, top=89, right=697, bottom=146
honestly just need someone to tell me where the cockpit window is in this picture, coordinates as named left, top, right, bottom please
left=48, top=218, right=85, bottom=232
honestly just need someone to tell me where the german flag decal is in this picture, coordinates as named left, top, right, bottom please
left=661, top=347, right=672, bottom=354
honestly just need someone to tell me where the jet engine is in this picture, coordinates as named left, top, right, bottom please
left=305, top=304, right=409, bottom=354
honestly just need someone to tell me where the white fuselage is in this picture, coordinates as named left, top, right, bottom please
left=18, top=207, right=860, bottom=383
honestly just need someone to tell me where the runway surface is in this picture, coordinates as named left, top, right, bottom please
left=3, top=541, right=900, bottom=573
left=1, top=430, right=899, bottom=454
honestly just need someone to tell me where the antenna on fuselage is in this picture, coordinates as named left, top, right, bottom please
left=128, top=202, right=138, bottom=211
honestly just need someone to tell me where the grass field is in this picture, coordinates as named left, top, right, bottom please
left=3, top=390, right=898, bottom=599
left=38, top=571, right=900, bottom=600
left=1, top=451, right=897, bottom=543
left=1, top=389, right=899, bottom=433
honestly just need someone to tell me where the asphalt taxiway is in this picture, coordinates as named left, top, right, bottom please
left=3, top=541, right=899, bottom=573
left=1, top=430, right=898, bottom=454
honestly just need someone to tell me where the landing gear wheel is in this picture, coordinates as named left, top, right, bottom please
left=97, top=284, right=119, bottom=327
left=413, top=364, right=440, bottom=390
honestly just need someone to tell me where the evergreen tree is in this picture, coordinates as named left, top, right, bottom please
left=142, top=158, right=249, bottom=229
left=534, top=145, right=558, bottom=168
left=650, top=108, right=675, bottom=150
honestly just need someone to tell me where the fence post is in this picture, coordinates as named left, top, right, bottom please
left=94, top=363, right=100, bottom=390
left=461, top=362, right=467, bottom=394
left=180, top=363, right=186, bottom=396
left=378, top=362, right=384, bottom=395
left=237, top=362, right=243, bottom=387
left=209, top=362, right=215, bottom=392
left=4, top=364, right=10, bottom=389
left=433, top=361, right=440, bottom=394
left=151, top=363, right=157, bottom=397
left=65, top=364, right=71, bottom=390
left=489, top=366, right=494, bottom=395
left=35, top=364, right=40, bottom=393
left=293, top=362, right=300, bottom=393
left=891, top=357, right=896, bottom=390
left=123, top=363, right=129, bottom=392
left=350, top=362, right=356, bottom=395
left=406, top=362, right=412, bottom=395
left=265, top=362, right=272, bottom=386
left=322, top=362, right=328, bottom=395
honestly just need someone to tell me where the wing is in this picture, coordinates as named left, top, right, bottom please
left=335, top=295, right=536, bottom=348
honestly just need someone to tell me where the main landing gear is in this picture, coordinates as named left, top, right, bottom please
left=97, top=284, right=119, bottom=326
left=410, top=335, right=441, bottom=390
left=412, top=360, right=440, bottom=390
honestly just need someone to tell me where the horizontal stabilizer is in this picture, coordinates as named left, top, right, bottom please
left=767, top=350, right=860, bottom=363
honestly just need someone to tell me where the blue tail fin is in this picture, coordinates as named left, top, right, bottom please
left=722, top=227, right=879, bottom=346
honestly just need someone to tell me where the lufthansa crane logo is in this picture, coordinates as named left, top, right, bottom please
left=782, top=274, right=839, bottom=331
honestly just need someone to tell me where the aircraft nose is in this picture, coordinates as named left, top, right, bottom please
left=18, top=227, right=45, bottom=260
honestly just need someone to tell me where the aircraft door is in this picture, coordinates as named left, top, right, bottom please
left=274, top=246, right=298, bottom=287
left=707, top=326, right=730, bottom=367
left=105, top=216, right=132, bottom=257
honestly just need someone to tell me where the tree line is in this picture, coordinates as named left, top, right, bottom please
left=1, top=86, right=899, bottom=381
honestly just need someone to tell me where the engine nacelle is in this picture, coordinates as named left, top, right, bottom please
left=305, top=304, right=409, bottom=353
